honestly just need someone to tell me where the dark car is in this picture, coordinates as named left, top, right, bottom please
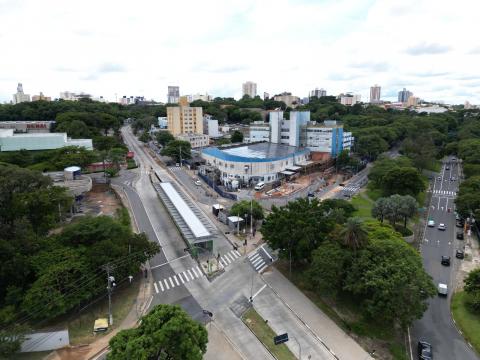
left=418, top=341, right=433, bottom=359
left=441, top=256, right=451, bottom=266
left=456, top=220, right=464, bottom=228
left=456, top=249, right=465, bottom=259
left=457, top=231, right=464, bottom=240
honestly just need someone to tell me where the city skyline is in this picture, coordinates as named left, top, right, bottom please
left=0, top=0, right=479, bottom=104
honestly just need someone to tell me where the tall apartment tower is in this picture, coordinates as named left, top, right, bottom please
left=167, top=86, right=180, bottom=104
left=12, top=83, right=31, bottom=104
left=310, top=88, right=327, bottom=98
left=398, top=88, right=413, bottom=103
left=369, top=84, right=381, bottom=103
left=242, top=81, right=257, bottom=98
left=166, top=100, right=203, bottom=136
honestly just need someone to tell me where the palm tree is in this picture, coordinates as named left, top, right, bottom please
left=340, top=217, right=368, bottom=251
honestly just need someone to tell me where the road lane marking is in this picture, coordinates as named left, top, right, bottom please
left=164, top=279, right=170, bottom=290
left=196, top=266, right=202, bottom=276
left=192, top=267, right=199, bottom=278
left=251, top=284, right=267, bottom=301
left=174, top=275, right=180, bottom=286
left=159, top=281, right=164, bottom=292
left=178, top=273, right=185, bottom=284
left=187, top=269, right=194, bottom=280
left=153, top=282, right=159, bottom=293
left=258, top=264, right=268, bottom=273
left=182, top=271, right=190, bottom=282
left=226, top=253, right=235, bottom=262
left=234, top=250, right=242, bottom=257
left=169, top=277, right=175, bottom=288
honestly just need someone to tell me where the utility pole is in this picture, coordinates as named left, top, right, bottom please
left=102, top=264, right=116, bottom=326
left=179, top=144, right=182, bottom=167
left=250, top=199, right=253, bottom=237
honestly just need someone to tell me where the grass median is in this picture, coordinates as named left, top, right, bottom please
left=451, top=291, right=480, bottom=353
left=242, top=307, right=296, bottom=360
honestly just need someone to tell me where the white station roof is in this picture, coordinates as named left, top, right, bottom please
left=159, top=182, right=211, bottom=238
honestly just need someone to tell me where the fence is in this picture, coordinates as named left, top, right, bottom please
left=198, top=173, right=237, bottom=201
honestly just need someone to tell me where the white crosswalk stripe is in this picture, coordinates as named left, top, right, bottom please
left=192, top=267, right=199, bottom=278
left=223, top=255, right=232, bottom=264
left=226, top=253, right=235, bottom=262
left=234, top=250, right=242, bottom=257
left=169, top=277, right=175, bottom=288
left=174, top=275, right=180, bottom=286
left=154, top=266, right=210, bottom=294
left=154, top=282, right=159, bottom=293
left=248, top=246, right=274, bottom=273
left=182, top=271, right=190, bottom=282
left=187, top=269, right=194, bottom=280
left=159, top=281, right=164, bottom=292
left=164, top=279, right=170, bottom=290
left=178, top=273, right=185, bottom=284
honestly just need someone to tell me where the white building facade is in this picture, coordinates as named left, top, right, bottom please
left=177, top=133, right=209, bottom=148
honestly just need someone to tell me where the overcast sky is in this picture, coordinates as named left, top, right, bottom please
left=0, top=0, right=479, bottom=104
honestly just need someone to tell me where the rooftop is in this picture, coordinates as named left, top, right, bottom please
left=202, top=142, right=309, bottom=163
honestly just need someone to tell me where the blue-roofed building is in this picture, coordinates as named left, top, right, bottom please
left=201, top=142, right=310, bottom=186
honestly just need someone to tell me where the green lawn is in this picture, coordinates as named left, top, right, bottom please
left=451, top=291, right=480, bottom=353
left=242, top=308, right=296, bottom=360
left=351, top=192, right=375, bottom=219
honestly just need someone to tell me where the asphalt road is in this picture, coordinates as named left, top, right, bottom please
left=410, top=158, right=478, bottom=360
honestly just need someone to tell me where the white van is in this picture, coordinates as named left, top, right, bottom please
left=438, top=283, right=448, bottom=296
left=254, top=182, right=265, bottom=191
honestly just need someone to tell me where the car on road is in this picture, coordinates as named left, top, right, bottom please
left=175, top=163, right=180, bottom=167
left=441, top=256, right=450, bottom=266
left=339, top=183, right=345, bottom=187
left=254, top=182, right=265, bottom=191
left=456, top=220, right=464, bottom=228
left=438, top=223, right=446, bottom=231
left=451, top=176, right=457, bottom=181
left=427, top=219, right=435, bottom=227
left=194, top=180, right=202, bottom=186
left=438, top=283, right=448, bottom=296
left=418, top=341, right=433, bottom=360
left=457, top=231, right=464, bottom=240
left=441, top=256, right=451, bottom=266
left=456, top=249, right=465, bottom=259
left=437, top=176, right=442, bottom=180
left=446, top=166, right=450, bottom=170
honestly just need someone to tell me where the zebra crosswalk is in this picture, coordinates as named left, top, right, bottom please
left=154, top=266, right=204, bottom=293
left=168, top=166, right=182, bottom=172
left=247, top=245, right=274, bottom=273
left=432, top=190, right=456, bottom=196
left=217, top=249, right=242, bottom=269
left=342, top=184, right=360, bottom=193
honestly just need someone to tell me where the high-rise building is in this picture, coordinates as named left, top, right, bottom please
left=339, top=93, right=361, bottom=106
left=263, top=92, right=270, bottom=100
left=398, top=88, right=413, bottom=103
left=166, top=99, right=204, bottom=136
left=242, top=81, right=257, bottom=98
left=310, top=88, right=327, bottom=98
left=369, top=85, right=381, bottom=103
left=407, top=96, right=419, bottom=107
left=167, top=86, right=180, bottom=104
left=12, top=83, right=31, bottom=104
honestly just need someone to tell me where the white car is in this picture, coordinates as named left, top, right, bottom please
left=438, top=223, right=446, bottom=231
left=195, top=180, right=202, bottom=186
left=438, top=283, right=448, bottom=296
left=427, top=220, right=435, bottom=227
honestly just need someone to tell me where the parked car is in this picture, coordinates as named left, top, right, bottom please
left=427, top=219, right=435, bottom=227
left=438, top=283, right=448, bottom=296
left=175, top=163, right=180, bottom=167
left=437, top=176, right=442, bottom=181
left=441, top=256, right=451, bottom=266
left=456, top=249, right=465, bottom=259
left=456, top=231, right=464, bottom=240
left=446, top=166, right=450, bottom=170
left=438, top=223, right=446, bottom=231
left=456, top=220, right=464, bottom=228
left=418, top=341, right=433, bottom=360
left=254, top=182, right=265, bottom=191
left=195, top=180, right=202, bottom=186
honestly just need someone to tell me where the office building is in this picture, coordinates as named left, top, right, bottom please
left=369, top=85, right=381, bottom=103
left=201, top=142, right=310, bottom=186
left=339, top=93, right=361, bottom=106
left=167, top=86, right=180, bottom=104
left=273, top=92, right=300, bottom=108
left=310, top=88, right=327, bottom=98
left=59, top=91, right=92, bottom=101
left=0, top=129, right=92, bottom=152
left=245, top=111, right=353, bottom=157
left=398, top=88, right=413, bottom=103
left=407, top=96, right=419, bottom=107
left=12, top=83, right=31, bottom=104
left=263, top=92, right=270, bottom=100
left=187, top=93, right=212, bottom=102
left=242, top=81, right=257, bottom=98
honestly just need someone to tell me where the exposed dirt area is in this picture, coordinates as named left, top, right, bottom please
left=455, top=228, right=480, bottom=291
left=81, top=183, right=122, bottom=217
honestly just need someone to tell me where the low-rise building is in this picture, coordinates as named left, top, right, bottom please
left=32, top=92, right=51, bottom=102
left=177, top=133, right=209, bottom=148
left=0, top=129, right=93, bottom=151
left=339, top=93, right=361, bottom=106
left=0, top=121, right=55, bottom=133
left=203, top=115, right=220, bottom=138
left=201, top=142, right=310, bottom=186
left=158, top=117, right=168, bottom=129
left=273, top=92, right=300, bottom=107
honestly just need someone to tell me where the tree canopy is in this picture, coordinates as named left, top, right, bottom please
left=161, top=140, right=192, bottom=162
left=108, top=304, right=208, bottom=360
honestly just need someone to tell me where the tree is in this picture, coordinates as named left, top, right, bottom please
left=372, top=197, right=389, bottom=223
left=51, top=146, right=98, bottom=169
left=108, top=147, right=127, bottom=170
left=455, top=176, right=480, bottom=219
left=161, top=140, right=192, bottom=162
left=230, top=200, right=264, bottom=225
left=139, top=131, right=151, bottom=143
left=156, top=131, right=175, bottom=146
left=55, top=119, right=91, bottom=139
left=465, top=268, right=480, bottom=294
left=108, top=304, right=208, bottom=360
left=384, top=194, right=403, bottom=226
left=381, top=167, right=425, bottom=197
left=356, top=134, right=388, bottom=160
left=401, top=134, right=437, bottom=170
left=261, top=198, right=336, bottom=263
left=339, top=217, right=368, bottom=251
left=231, top=130, right=244, bottom=143
left=398, top=195, right=418, bottom=228
left=344, top=221, right=436, bottom=327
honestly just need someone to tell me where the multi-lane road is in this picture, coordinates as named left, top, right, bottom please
left=410, top=158, right=479, bottom=360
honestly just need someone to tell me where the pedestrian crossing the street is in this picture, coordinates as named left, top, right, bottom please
left=154, top=265, right=205, bottom=293
left=432, top=190, right=456, bottom=196
left=217, top=249, right=242, bottom=269
left=248, top=245, right=274, bottom=273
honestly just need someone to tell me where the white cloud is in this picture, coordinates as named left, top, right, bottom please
left=0, top=0, right=479, bottom=104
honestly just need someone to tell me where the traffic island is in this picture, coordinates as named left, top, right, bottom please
left=241, top=308, right=296, bottom=360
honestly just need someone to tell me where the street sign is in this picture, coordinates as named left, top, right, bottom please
left=274, top=333, right=289, bottom=345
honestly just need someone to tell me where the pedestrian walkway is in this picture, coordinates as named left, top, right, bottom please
left=342, top=184, right=360, bottom=193
left=154, top=265, right=205, bottom=293
left=218, top=249, right=242, bottom=269
left=168, top=166, right=181, bottom=172
left=247, top=244, right=274, bottom=273
left=432, top=189, right=456, bottom=196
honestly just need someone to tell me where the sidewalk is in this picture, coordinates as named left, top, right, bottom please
left=262, top=268, right=371, bottom=360
left=204, top=321, right=245, bottom=360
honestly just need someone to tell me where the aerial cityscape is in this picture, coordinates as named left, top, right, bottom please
left=1, top=1, right=480, bottom=360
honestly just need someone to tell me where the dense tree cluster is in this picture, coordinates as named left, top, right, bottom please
left=262, top=197, right=435, bottom=327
